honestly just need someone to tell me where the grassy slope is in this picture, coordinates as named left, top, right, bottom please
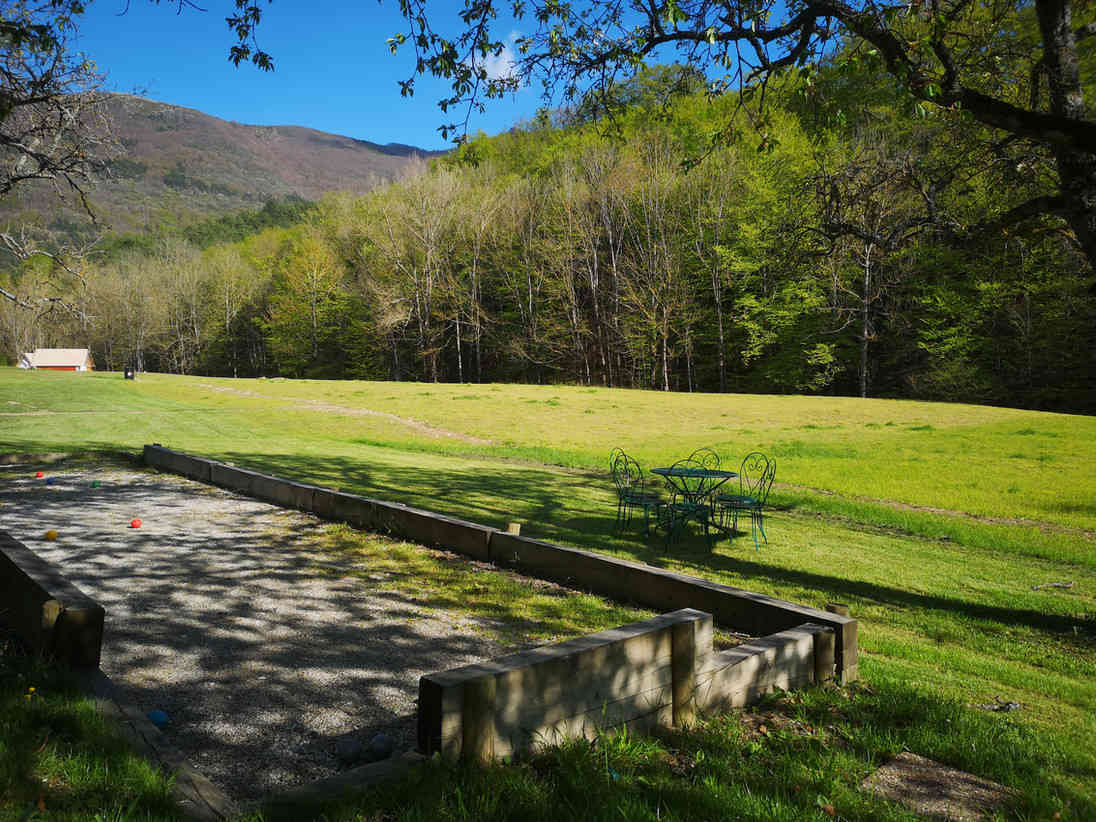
left=7, top=372, right=1094, bottom=525
left=1, top=369, right=1094, bottom=817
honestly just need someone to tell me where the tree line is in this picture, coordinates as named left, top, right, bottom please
left=2, top=65, right=1093, bottom=411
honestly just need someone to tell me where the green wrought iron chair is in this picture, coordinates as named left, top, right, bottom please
left=609, top=449, right=663, bottom=537
left=660, top=457, right=717, bottom=548
left=689, top=447, right=722, bottom=470
left=713, top=452, right=776, bottom=550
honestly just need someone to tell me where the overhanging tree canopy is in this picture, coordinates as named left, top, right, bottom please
left=0, top=0, right=114, bottom=204
left=225, top=0, right=1095, bottom=271
left=0, top=0, right=117, bottom=315
left=1, top=0, right=1090, bottom=268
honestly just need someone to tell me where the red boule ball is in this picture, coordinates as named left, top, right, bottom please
left=130, top=518, right=142, bottom=529
left=35, top=471, right=44, bottom=478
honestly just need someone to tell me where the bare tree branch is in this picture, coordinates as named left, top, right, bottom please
left=0, top=227, right=101, bottom=320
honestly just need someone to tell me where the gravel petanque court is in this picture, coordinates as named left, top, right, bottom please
left=0, top=461, right=522, bottom=805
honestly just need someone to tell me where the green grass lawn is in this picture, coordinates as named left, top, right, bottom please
left=0, top=639, right=179, bottom=821
left=1, top=368, right=1093, bottom=820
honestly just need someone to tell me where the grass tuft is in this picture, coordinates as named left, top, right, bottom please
left=0, top=639, right=180, bottom=821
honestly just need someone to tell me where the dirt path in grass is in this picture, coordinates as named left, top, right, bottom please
left=198, top=383, right=495, bottom=445
left=0, top=464, right=519, bottom=807
left=778, top=481, right=1096, bottom=541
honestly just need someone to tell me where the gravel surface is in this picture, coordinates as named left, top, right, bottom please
left=0, top=462, right=521, bottom=805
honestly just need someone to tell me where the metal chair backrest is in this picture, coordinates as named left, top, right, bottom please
left=669, top=457, right=715, bottom=504
left=610, top=449, right=645, bottom=497
left=689, top=447, right=721, bottom=470
left=739, top=452, right=776, bottom=503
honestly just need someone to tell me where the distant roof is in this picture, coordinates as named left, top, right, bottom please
left=28, top=348, right=92, bottom=367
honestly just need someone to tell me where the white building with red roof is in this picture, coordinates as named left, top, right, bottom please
left=19, top=348, right=95, bottom=371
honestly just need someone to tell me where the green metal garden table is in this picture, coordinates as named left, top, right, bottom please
left=650, top=465, right=738, bottom=546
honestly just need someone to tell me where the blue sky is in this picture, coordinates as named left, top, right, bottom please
left=75, top=1, right=538, bottom=151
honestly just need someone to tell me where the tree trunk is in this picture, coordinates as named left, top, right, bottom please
left=310, top=273, right=319, bottom=361
left=1036, top=0, right=1096, bottom=272
left=685, top=326, right=693, bottom=392
left=860, top=246, right=873, bottom=398
left=712, top=271, right=727, bottom=392
left=472, top=268, right=482, bottom=382
left=455, top=316, right=463, bottom=383
left=224, top=300, right=237, bottom=379
left=661, top=308, right=671, bottom=392
left=577, top=310, right=590, bottom=385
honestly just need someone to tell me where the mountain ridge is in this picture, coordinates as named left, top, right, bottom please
left=2, top=93, right=446, bottom=239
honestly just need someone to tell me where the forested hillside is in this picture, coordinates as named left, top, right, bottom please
left=3, top=63, right=1093, bottom=411
left=0, top=94, right=442, bottom=239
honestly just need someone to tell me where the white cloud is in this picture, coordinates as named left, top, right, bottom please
left=466, top=32, right=521, bottom=84
left=481, top=44, right=518, bottom=81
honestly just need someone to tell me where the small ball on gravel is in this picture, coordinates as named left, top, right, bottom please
left=334, top=738, right=364, bottom=765
left=366, top=733, right=395, bottom=762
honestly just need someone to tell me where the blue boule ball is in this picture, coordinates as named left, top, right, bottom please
left=335, top=737, right=364, bottom=765
left=146, top=709, right=170, bottom=728
left=367, top=732, right=395, bottom=761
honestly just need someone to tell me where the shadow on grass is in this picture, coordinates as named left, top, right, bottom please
left=223, top=450, right=1095, bottom=648
left=696, top=550, right=1095, bottom=640
left=256, top=673, right=1095, bottom=822
left=319, top=525, right=654, bottom=653
left=3, top=444, right=1094, bottom=820
left=3, top=440, right=1091, bottom=647
left=0, top=639, right=180, bottom=821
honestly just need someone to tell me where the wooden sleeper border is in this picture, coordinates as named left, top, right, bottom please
left=0, top=531, right=105, bottom=669
left=0, top=449, right=861, bottom=816
left=142, top=445, right=858, bottom=762
left=418, top=608, right=836, bottom=761
left=143, top=446, right=855, bottom=682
